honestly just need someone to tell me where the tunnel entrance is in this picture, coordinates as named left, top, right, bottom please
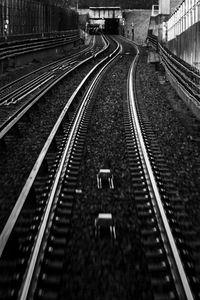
left=104, top=18, right=119, bottom=34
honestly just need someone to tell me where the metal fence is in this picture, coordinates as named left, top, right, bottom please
left=0, top=0, right=78, bottom=38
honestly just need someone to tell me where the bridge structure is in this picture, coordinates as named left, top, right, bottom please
left=88, top=6, right=123, bottom=34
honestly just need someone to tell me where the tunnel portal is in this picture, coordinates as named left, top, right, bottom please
left=104, top=18, right=119, bottom=34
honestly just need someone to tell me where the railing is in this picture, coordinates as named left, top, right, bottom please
left=167, top=0, right=200, bottom=41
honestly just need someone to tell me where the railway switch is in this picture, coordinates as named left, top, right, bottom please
left=97, top=169, right=114, bottom=189
left=95, top=213, right=116, bottom=240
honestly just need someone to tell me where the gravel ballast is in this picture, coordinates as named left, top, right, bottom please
left=60, top=43, right=153, bottom=300
left=1, top=36, right=200, bottom=299
left=136, top=47, right=200, bottom=228
left=0, top=37, right=104, bottom=232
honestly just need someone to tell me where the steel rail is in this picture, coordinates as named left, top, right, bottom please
left=159, top=44, right=200, bottom=81
left=0, top=35, right=119, bottom=259
left=0, top=35, right=109, bottom=140
left=0, top=72, right=53, bottom=106
left=0, top=38, right=94, bottom=97
left=128, top=43, right=194, bottom=300
left=164, top=62, right=200, bottom=110
left=0, top=37, right=95, bottom=101
left=161, top=55, right=200, bottom=100
left=0, top=34, right=80, bottom=61
left=6, top=37, right=121, bottom=300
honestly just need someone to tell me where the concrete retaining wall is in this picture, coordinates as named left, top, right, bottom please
left=165, top=66, right=200, bottom=121
left=167, top=21, right=200, bottom=70
left=123, top=9, right=151, bottom=44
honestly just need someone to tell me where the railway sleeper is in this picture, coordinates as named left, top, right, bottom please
left=71, top=147, right=84, bottom=155
left=77, top=127, right=88, bottom=135
left=73, top=138, right=85, bottom=146
left=36, top=289, right=58, bottom=300
left=60, top=188, right=76, bottom=195
left=72, top=143, right=85, bottom=152
left=128, top=158, right=141, bottom=166
left=146, top=248, right=164, bottom=262
left=47, top=246, right=65, bottom=259
left=127, top=153, right=140, bottom=161
left=141, top=227, right=158, bottom=237
left=59, top=193, right=74, bottom=202
left=142, top=236, right=162, bottom=248
left=74, top=134, right=85, bottom=143
left=43, top=259, right=63, bottom=272
left=66, top=165, right=80, bottom=174
left=70, top=150, right=83, bottom=158
left=55, top=208, right=72, bottom=218
left=137, top=210, right=153, bottom=220
left=140, top=221, right=158, bottom=231
left=65, top=169, right=79, bottom=177
left=64, top=175, right=77, bottom=183
left=14, top=223, right=37, bottom=236
left=125, top=132, right=137, bottom=140
left=40, top=273, right=61, bottom=288
left=132, top=182, right=146, bottom=189
left=133, top=186, right=148, bottom=194
left=141, top=235, right=160, bottom=246
left=58, top=200, right=73, bottom=210
left=68, top=160, right=81, bottom=168
left=153, top=290, right=176, bottom=300
left=54, top=213, right=71, bottom=225
left=130, top=167, right=143, bottom=174
left=51, top=224, right=70, bottom=236
left=0, top=272, right=21, bottom=288
left=137, top=204, right=152, bottom=213
left=148, top=261, right=169, bottom=276
left=125, top=137, right=137, bottom=145
left=151, top=275, right=174, bottom=292
left=131, top=177, right=146, bottom=185
left=137, top=196, right=153, bottom=208
left=49, top=236, right=67, bottom=247
left=62, top=181, right=77, bottom=189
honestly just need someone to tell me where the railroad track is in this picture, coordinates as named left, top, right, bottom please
left=124, top=41, right=199, bottom=299
left=0, top=31, right=80, bottom=62
left=0, top=36, right=121, bottom=300
left=0, top=36, right=200, bottom=300
left=0, top=35, right=109, bottom=146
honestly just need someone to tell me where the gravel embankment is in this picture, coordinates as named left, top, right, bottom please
left=136, top=47, right=200, bottom=228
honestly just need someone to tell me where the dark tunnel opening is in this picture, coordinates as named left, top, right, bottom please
left=104, top=18, right=119, bottom=34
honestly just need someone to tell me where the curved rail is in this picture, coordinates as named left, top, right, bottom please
left=0, top=35, right=109, bottom=141
left=0, top=36, right=121, bottom=300
left=147, top=34, right=200, bottom=104
left=128, top=41, right=194, bottom=300
left=0, top=37, right=94, bottom=99
left=0, top=31, right=80, bottom=61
